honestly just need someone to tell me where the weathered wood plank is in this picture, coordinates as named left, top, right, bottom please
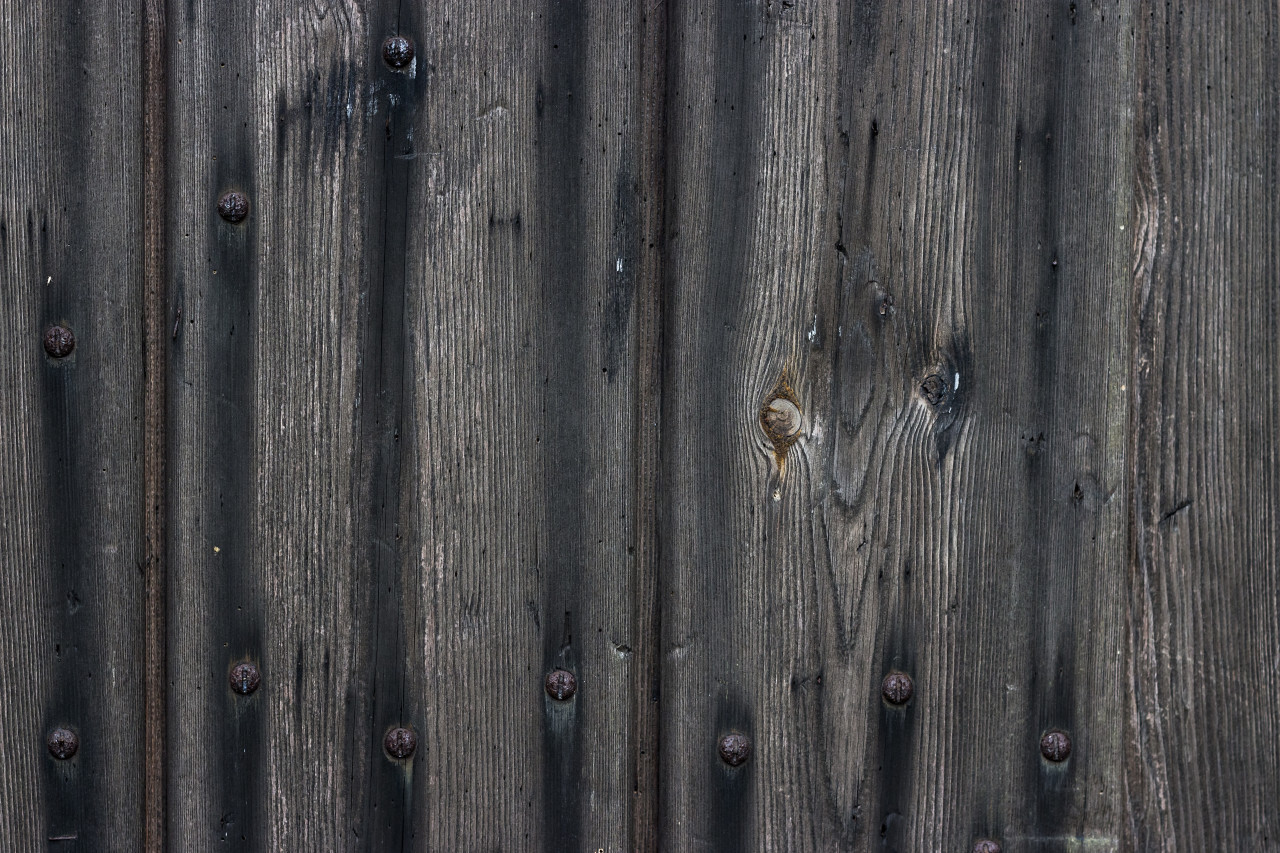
left=399, top=3, right=652, bottom=847
left=167, top=1, right=651, bottom=849
left=659, top=3, right=1133, bottom=850
left=0, top=1, right=146, bottom=849
left=1129, top=2, right=1280, bottom=848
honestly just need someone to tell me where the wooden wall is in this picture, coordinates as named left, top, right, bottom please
left=0, top=1, right=1276, bottom=851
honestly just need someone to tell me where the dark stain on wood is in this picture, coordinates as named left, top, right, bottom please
left=357, top=6, right=424, bottom=849
left=542, top=611, right=583, bottom=852
left=710, top=700, right=753, bottom=853
left=536, top=1, right=592, bottom=849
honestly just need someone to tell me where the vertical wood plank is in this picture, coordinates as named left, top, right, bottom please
left=1129, top=2, right=1280, bottom=848
left=401, top=2, right=651, bottom=848
left=660, top=2, right=1133, bottom=850
left=167, top=1, right=374, bottom=847
left=168, top=1, right=651, bottom=849
left=0, top=0, right=146, bottom=848
left=142, top=0, right=169, bottom=847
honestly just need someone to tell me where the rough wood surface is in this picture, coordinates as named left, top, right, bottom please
left=659, top=3, right=1133, bottom=850
left=4, top=1, right=1280, bottom=850
left=0, top=1, right=146, bottom=849
left=165, top=1, right=651, bottom=849
left=1129, top=2, right=1280, bottom=848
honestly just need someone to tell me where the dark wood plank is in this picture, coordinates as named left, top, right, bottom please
left=167, top=1, right=652, bottom=848
left=399, top=3, right=653, bottom=848
left=659, top=2, right=1133, bottom=850
left=142, top=0, right=169, bottom=848
left=1129, top=2, right=1280, bottom=848
left=0, top=0, right=147, bottom=848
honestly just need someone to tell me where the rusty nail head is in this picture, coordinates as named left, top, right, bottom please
left=973, top=840, right=1002, bottom=853
left=881, top=671, right=913, bottom=706
left=545, top=668, right=577, bottom=701
left=384, top=726, right=417, bottom=760
left=1040, top=729, right=1072, bottom=762
left=383, top=35, right=414, bottom=69
left=229, top=661, right=260, bottom=695
left=44, top=325, right=75, bottom=358
left=47, top=727, right=78, bottom=760
left=718, top=732, right=751, bottom=767
left=217, top=191, right=249, bottom=223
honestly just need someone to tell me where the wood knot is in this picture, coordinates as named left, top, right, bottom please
left=761, top=398, right=801, bottom=441
left=760, top=375, right=802, bottom=472
left=919, top=373, right=948, bottom=407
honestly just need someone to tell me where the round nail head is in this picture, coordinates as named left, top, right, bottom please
left=881, top=671, right=914, bottom=706
left=383, top=35, right=414, bottom=69
left=229, top=661, right=260, bottom=695
left=384, top=726, right=417, bottom=760
left=718, top=732, right=751, bottom=767
left=545, top=668, right=577, bottom=701
left=47, top=727, right=79, bottom=760
left=43, top=325, right=75, bottom=358
left=217, top=190, right=249, bottom=223
left=973, top=840, right=1002, bottom=853
left=1040, top=729, right=1072, bottom=762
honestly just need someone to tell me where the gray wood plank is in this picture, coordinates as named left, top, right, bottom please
left=1129, top=2, right=1280, bottom=848
left=166, top=1, right=651, bottom=849
left=0, top=1, right=146, bottom=849
left=659, top=3, right=1133, bottom=850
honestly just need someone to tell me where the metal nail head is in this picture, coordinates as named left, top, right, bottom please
left=1040, top=729, right=1072, bottom=762
left=47, top=727, right=79, bottom=760
left=383, top=36, right=414, bottom=69
left=229, top=661, right=261, bottom=695
left=545, top=668, right=577, bottom=701
left=384, top=726, right=417, bottom=760
left=718, top=732, right=751, bottom=767
left=44, top=325, right=75, bottom=358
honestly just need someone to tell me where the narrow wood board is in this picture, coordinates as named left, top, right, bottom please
left=1129, top=1, right=1280, bottom=847
left=0, top=1, right=146, bottom=848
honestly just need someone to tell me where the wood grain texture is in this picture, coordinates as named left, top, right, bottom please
left=3, top=1, right=1279, bottom=848
left=166, top=1, right=650, bottom=849
left=1129, top=2, right=1280, bottom=848
left=659, top=2, right=1133, bottom=850
left=142, top=0, right=169, bottom=847
left=0, top=1, right=146, bottom=849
